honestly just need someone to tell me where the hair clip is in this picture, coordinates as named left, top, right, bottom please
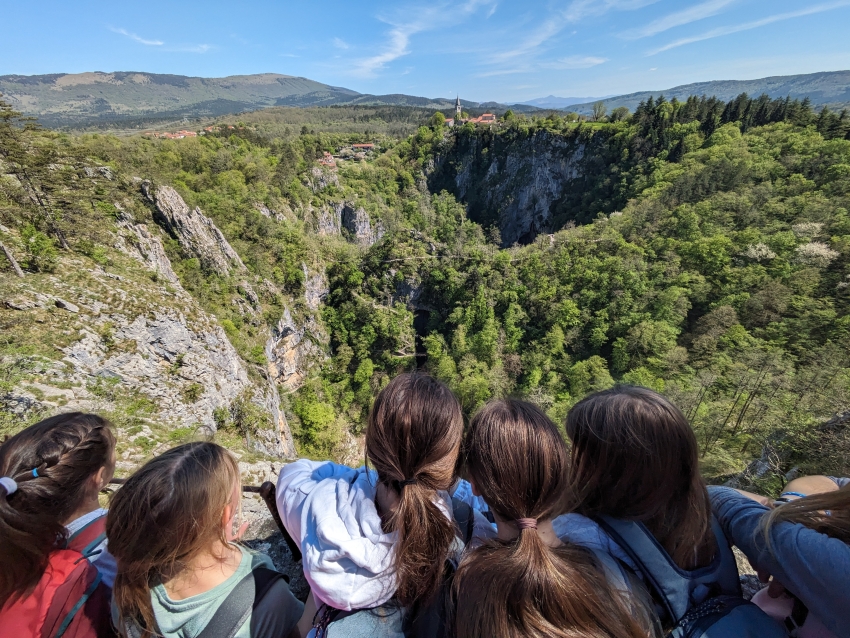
left=31, top=468, right=39, bottom=478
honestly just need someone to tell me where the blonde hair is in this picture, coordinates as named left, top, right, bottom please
left=106, top=442, right=241, bottom=636
left=766, top=484, right=850, bottom=545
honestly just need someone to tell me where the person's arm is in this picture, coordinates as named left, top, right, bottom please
left=709, top=486, right=850, bottom=638
left=276, top=460, right=352, bottom=546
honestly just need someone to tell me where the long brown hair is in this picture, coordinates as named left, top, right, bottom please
left=766, top=484, right=850, bottom=545
left=0, top=412, right=115, bottom=603
left=454, top=399, right=652, bottom=638
left=566, top=386, right=714, bottom=570
left=365, top=373, right=463, bottom=609
left=107, top=442, right=240, bottom=636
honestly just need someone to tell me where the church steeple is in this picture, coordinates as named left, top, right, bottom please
left=455, top=96, right=462, bottom=119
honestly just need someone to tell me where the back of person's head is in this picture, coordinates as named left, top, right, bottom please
left=767, top=483, right=850, bottom=544
left=454, top=399, right=651, bottom=638
left=0, top=412, right=115, bottom=603
left=107, top=441, right=240, bottom=635
left=566, top=385, right=713, bottom=569
left=365, top=373, right=463, bottom=608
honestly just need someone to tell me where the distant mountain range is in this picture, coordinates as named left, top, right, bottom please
left=3, top=70, right=850, bottom=129
left=0, top=72, right=536, bottom=128
left=565, top=70, right=850, bottom=115
left=518, top=95, right=610, bottom=109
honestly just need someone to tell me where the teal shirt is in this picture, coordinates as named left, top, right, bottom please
left=149, top=546, right=302, bottom=638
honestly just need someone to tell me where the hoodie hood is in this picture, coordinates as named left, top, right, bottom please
left=277, top=459, right=453, bottom=611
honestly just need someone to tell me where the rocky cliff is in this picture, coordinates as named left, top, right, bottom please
left=316, top=201, right=385, bottom=247
left=1, top=173, right=301, bottom=460
left=143, top=182, right=247, bottom=276
left=428, top=127, right=615, bottom=245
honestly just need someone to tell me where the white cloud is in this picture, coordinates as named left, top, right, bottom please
left=167, top=44, right=213, bottom=54
left=563, top=0, right=660, bottom=23
left=333, top=37, right=350, bottom=50
left=623, top=0, right=738, bottom=39
left=493, top=0, right=657, bottom=64
left=350, top=0, right=495, bottom=78
left=649, top=0, right=850, bottom=55
left=544, top=55, right=609, bottom=69
left=109, top=27, right=163, bottom=46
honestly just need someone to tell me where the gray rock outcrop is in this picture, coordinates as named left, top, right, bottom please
left=307, top=167, right=339, bottom=193
left=62, top=311, right=252, bottom=429
left=267, top=307, right=322, bottom=392
left=317, top=205, right=341, bottom=237
left=315, top=202, right=384, bottom=246
left=115, top=208, right=181, bottom=285
left=143, top=182, right=246, bottom=276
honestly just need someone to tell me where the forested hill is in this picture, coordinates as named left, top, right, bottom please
left=0, top=72, right=519, bottom=130
left=567, top=69, right=850, bottom=115
left=1, top=93, right=849, bottom=492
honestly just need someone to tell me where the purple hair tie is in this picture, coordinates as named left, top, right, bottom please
left=515, top=518, right=538, bottom=530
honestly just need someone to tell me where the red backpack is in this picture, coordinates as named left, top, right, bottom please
left=0, top=513, right=114, bottom=638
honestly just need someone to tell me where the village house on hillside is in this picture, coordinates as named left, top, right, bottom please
left=451, top=96, right=497, bottom=126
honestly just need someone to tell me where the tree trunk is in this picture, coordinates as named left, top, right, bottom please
left=0, top=240, right=25, bottom=277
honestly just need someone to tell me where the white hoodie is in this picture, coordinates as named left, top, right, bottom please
left=276, top=459, right=454, bottom=611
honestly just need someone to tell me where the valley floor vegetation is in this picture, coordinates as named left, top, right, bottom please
left=1, top=93, right=849, bottom=490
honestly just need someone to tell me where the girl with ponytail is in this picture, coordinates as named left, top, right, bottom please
left=453, top=399, right=654, bottom=638
left=0, top=412, right=117, bottom=637
left=276, top=373, right=465, bottom=637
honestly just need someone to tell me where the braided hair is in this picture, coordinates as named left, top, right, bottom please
left=0, top=413, right=115, bottom=603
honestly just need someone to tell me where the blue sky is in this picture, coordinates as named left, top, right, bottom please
left=3, top=0, right=850, bottom=103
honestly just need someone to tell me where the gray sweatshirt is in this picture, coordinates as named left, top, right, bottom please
left=708, top=486, right=850, bottom=638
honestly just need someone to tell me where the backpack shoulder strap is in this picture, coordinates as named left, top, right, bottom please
left=66, top=512, right=107, bottom=558
left=596, top=515, right=693, bottom=622
left=196, top=569, right=268, bottom=638
left=597, top=515, right=742, bottom=624
left=41, top=556, right=105, bottom=638
left=451, top=497, right=474, bottom=546
left=588, top=547, right=630, bottom=594
left=707, top=516, right=743, bottom=597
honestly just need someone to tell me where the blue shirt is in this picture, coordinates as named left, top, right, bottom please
left=708, top=486, right=850, bottom=638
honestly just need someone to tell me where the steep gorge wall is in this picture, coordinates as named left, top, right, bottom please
left=1, top=176, right=310, bottom=459
left=428, top=127, right=622, bottom=245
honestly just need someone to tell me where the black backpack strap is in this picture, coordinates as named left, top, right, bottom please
left=784, top=596, right=810, bottom=636
left=196, top=567, right=284, bottom=638
left=451, top=497, right=474, bottom=546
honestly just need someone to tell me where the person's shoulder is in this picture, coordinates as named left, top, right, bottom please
left=242, top=546, right=276, bottom=571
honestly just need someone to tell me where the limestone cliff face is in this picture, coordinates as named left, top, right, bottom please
left=2, top=184, right=299, bottom=459
left=266, top=266, right=329, bottom=393
left=316, top=202, right=384, bottom=246
left=143, top=182, right=247, bottom=276
left=429, top=129, right=594, bottom=246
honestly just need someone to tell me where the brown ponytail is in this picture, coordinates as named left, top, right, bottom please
left=0, top=413, right=115, bottom=603
left=365, top=373, right=463, bottom=609
left=107, top=442, right=240, bottom=637
left=454, top=399, right=652, bottom=638
left=566, top=386, right=715, bottom=570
